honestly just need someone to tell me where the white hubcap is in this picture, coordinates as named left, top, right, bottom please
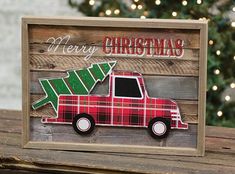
left=77, top=118, right=91, bottom=132
left=152, top=121, right=166, bottom=136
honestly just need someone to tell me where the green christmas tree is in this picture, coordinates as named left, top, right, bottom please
left=68, top=0, right=235, bottom=127
left=32, top=61, right=116, bottom=112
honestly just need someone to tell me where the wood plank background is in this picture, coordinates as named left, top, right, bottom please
left=29, top=24, right=200, bottom=148
left=30, top=55, right=199, bottom=76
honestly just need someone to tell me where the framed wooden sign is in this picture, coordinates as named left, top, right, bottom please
left=22, top=17, right=207, bottom=156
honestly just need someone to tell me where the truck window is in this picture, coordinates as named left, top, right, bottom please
left=114, top=77, right=142, bottom=98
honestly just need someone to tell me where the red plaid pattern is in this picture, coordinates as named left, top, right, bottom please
left=43, top=71, right=188, bottom=130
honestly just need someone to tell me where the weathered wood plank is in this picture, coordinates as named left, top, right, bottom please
left=206, top=126, right=235, bottom=139
left=176, top=99, right=198, bottom=114
left=28, top=25, right=200, bottom=49
left=30, top=70, right=198, bottom=99
left=29, top=94, right=198, bottom=123
left=0, top=119, right=21, bottom=134
left=30, top=54, right=199, bottom=76
left=0, top=110, right=21, bottom=120
left=3, top=151, right=235, bottom=174
left=29, top=101, right=55, bottom=118
left=145, top=76, right=198, bottom=99
left=116, top=152, right=235, bottom=167
left=206, top=137, right=235, bottom=154
left=0, top=169, right=43, bottom=174
left=0, top=169, right=48, bottom=174
left=30, top=43, right=199, bottom=61
left=0, top=132, right=21, bottom=147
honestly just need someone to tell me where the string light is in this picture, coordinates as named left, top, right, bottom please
left=209, top=40, right=213, bottom=45
left=131, top=4, right=137, bottom=10
left=214, top=69, right=220, bottom=75
left=105, top=9, right=112, bottom=16
left=234, top=56, right=235, bottom=60
left=197, top=0, right=202, bottom=4
left=172, top=11, right=177, bottom=17
left=233, top=7, right=235, bottom=12
left=134, top=0, right=139, bottom=2
left=199, top=17, right=207, bottom=21
left=140, top=16, right=146, bottom=19
left=230, top=83, right=235, bottom=88
left=231, top=22, right=235, bottom=27
left=89, top=0, right=95, bottom=6
left=155, top=0, right=161, bottom=5
left=114, top=9, right=120, bottom=15
left=212, top=85, right=218, bottom=91
left=182, top=0, right=188, bottom=6
left=137, top=5, right=143, bottom=10
left=217, top=111, right=223, bottom=117
left=225, top=95, right=231, bottom=101
left=216, top=50, right=221, bottom=55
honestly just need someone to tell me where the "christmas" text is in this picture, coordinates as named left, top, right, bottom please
left=103, top=36, right=184, bottom=58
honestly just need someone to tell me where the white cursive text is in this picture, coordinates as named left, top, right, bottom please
left=46, top=35, right=98, bottom=61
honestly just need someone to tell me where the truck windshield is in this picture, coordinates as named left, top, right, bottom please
left=114, top=77, right=142, bottom=98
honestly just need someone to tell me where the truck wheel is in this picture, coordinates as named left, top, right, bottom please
left=148, top=118, right=170, bottom=139
left=73, top=113, right=95, bottom=135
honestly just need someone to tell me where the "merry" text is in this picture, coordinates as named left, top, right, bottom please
left=46, top=35, right=98, bottom=60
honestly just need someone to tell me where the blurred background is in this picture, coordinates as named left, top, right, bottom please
left=0, top=0, right=81, bottom=109
left=0, top=0, right=234, bottom=127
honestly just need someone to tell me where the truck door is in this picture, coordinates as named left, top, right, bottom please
left=112, top=76, right=145, bottom=127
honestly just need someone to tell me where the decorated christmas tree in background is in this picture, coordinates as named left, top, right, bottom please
left=68, top=0, right=235, bottom=127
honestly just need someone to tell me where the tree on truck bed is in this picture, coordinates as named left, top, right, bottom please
left=32, top=61, right=116, bottom=112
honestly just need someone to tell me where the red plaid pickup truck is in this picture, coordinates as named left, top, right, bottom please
left=42, top=71, right=188, bottom=139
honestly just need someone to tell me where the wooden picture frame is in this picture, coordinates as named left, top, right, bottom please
left=22, top=17, right=207, bottom=156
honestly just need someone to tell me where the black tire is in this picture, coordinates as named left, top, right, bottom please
left=148, top=117, right=170, bottom=139
left=72, top=113, right=95, bottom=135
